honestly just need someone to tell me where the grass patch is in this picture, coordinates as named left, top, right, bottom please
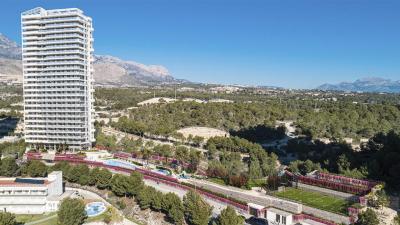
left=247, top=179, right=266, bottom=188
left=208, top=177, right=226, bottom=186
left=274, top=187, right=351, bottom=215
left=86, top=207, right=122, bottom=224
left=16, top=213, right=56, bottom=224
left=37, top=217, right=58, bottom=225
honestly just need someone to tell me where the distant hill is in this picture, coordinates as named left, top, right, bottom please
left=93, top=55, right=179, bottom=86
left=0, top=33, right=21, bottom=60
left=317, top=77, right=400, bottom=93
left=0, top=33, right=184, bottom=86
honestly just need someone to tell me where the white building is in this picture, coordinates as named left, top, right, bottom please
left=0, top=171, right=71, bottom=214
left=266, top=208, right=293, bottom=225
left=21, top=7, right=95, bottom=151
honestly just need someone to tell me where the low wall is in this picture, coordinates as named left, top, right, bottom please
left=190, top=179, right=302, bottom=214
left=302, top=205, right=351, bottom=225
left=66, top=186, right=111, bottom=207
left=292, top=182, right=358, bottom=202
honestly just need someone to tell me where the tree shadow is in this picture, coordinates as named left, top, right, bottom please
left=230, top=124, right=286, bottom=143
left=0, top=117, right=18, bottom=139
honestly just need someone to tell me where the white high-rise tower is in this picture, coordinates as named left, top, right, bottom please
left=21, top=7, right=95, bottom=151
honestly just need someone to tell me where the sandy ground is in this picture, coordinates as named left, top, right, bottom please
left=84, top=218, right=136, bottom=225
left=177, top=126, right=229, bottom=140
left=137, top=97, right=176, bottom=106
left=371, top=207, right=398, bottom=225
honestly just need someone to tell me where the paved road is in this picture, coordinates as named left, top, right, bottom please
left=188, top=178, right=302, bottom=213
left=144, top=178, right=249, bottom=217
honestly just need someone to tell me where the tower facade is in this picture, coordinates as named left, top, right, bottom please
left=21, top=7, right=95, bottom=151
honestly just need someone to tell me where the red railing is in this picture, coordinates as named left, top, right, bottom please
left=296, top=175, right=370, bottom=195
left=26, top=152, right=42, bottom=160
left=285, top=170, right=373, bottom=195
left=293, top=214, right=338, bottom=225
left=316, top=172, right=378, bottom=188
left=26, top=153, right=248, bottom=212
left=114, top=152, right=190, bottom=168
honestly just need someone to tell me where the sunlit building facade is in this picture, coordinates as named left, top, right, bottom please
left=21, top=7, right=95, bottom=151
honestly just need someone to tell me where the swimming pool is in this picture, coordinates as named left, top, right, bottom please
left=153, top=169, right=171, bottom=176
left=85, top=202, right=106, bottom=217
left=104, top=159, right=136, bottom=169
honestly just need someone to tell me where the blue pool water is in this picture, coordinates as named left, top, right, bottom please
left=104, top=159, right=136, bottom=169
left=154, top=169, right=171, bottom=176
left=85, top=202, right=106, bottom=217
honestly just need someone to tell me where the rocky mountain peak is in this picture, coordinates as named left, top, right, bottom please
left=0, top=33, right=22, bottom=59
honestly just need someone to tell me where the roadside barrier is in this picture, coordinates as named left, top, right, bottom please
left=26, top=153, right=248, bottom=212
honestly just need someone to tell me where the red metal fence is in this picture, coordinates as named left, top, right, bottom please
left=293, top=214, right=337, bottom=225
left=316, top=172, right=378, bottom=188
left=26, top=153, right=248, bottom=212
left=285, top=170, right=376, bottom=195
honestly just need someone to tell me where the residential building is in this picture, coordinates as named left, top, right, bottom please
left=21, top=7, right=95, bottom=151
left=0, top=171, right=72, bottom=214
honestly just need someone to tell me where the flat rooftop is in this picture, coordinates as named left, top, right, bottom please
left=268, top=207, right=293, bottom=217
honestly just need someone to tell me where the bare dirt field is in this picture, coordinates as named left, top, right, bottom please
left=177, top=126, right=229, bottom=140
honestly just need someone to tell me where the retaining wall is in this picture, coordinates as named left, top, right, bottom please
left=302, top=205, right=351, bottom=224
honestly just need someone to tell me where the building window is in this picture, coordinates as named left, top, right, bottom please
left=282, top=216, right=286, bottom=225
left=275, top=214, right=280, bottom=223
left=249, top=208, right=258, bottom=217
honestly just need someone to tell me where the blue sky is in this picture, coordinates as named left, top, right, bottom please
left=1, top=0, right=400, bottom=88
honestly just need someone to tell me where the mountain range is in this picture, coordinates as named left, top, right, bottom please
left=0, top=33, right=180, bottom=86
left=317, top=77, right=400, bottom=93
left=1, top=33, right=400, bottom=92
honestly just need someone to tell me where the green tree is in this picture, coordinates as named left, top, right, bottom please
left=136, top=186, right=154, bottom=209
left=249, top=159, right=262, bottom=179
left=111, top=174, right=130, bottom=197
left=192, top=136, right=205, bottom=147
left=58, top=198, right=87, bottom=225
left=151, top=190, right=164, bottom=211
left=24, top=160, right=47, bottom=177
left=337, top=154, right=351, bottom=172
left=88, top=167, right=101, bottom=186
left=96, top=169, right=112, bottom=189
left=0, top=211, right=17, bottom=225
left=369, top=189, right=390, bottom=208
left=50, top=162, right=71, bottom=180
left=216, top=206, right=244, bottom=225
left=162, top=192, right=184, bottom=225
left=68, top=164, right=90, bottom=183
left=183, top=190, right=212, bottom=225
left=127, top=172, right=144, bottom=196
left=0, top=157, right=18, bottom=177
left=356, top=208, right=379, bottom=225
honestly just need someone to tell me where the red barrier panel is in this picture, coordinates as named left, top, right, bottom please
left=293, top=213, right=337, bottom=225
left=26, top=154, right=248, bottom=212
left=317, top=172, right=378, bottom=188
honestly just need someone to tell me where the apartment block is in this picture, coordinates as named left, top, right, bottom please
left=21, top=7, right=95, bottom=151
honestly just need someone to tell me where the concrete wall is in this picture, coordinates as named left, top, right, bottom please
left=0, top=204, right=46, bottom=214
left=266, top=211, right=293, bottom=225
left=48, top=171, right=63, bottom=196
left=190, top=179, right=303, bottom=214
left=302, top=205, right=351, bottom=225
